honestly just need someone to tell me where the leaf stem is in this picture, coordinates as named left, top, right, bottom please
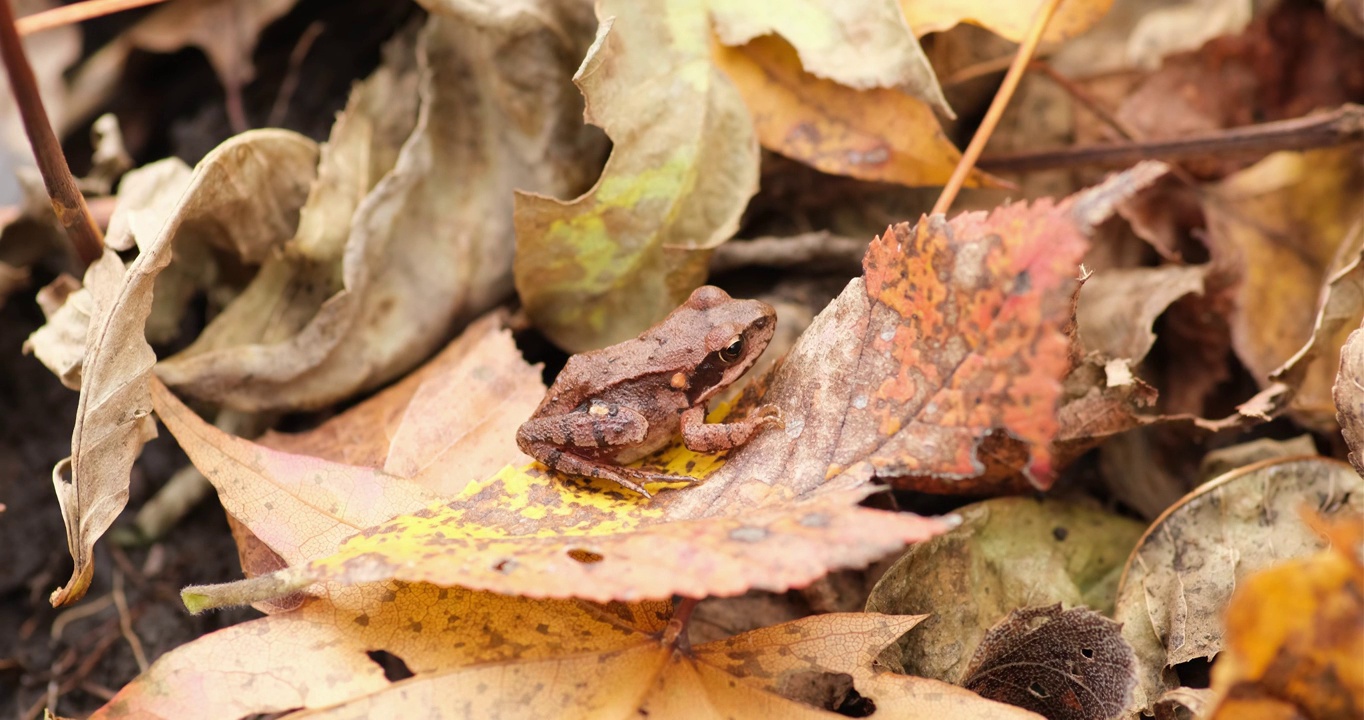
left=931, top=0, right=1064, bottom=216
left=16, top=0, right=169, bottom=36
left=0, top=0, right=104, bottom=267
left=663, top=596, right=699, bottom=653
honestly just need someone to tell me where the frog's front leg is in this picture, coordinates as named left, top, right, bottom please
left=679, top=404, right=785, bottom=453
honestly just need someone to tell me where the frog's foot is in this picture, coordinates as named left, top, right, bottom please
left=617, top=466, right=705, bottom=494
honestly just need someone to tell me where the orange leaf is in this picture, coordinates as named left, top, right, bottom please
left=714, top=35, right=1001, bottom=189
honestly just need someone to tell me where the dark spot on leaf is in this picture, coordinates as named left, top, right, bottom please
left=1052, top=526, right=1069, bottom=541
left=1027, top=682, right=1048, bottom=698
left=536, top=623, right=550, bottom=634
left=494, top=558, right=516, bottom=573
left=354, top=613, right=370, bottom=627
left=567, top=548, right=605, bottom=563
left=366, top=650, right=413, bottom=682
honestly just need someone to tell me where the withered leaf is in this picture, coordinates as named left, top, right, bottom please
left=901, top=0, right=1116, bottom=45
left=867, top=498, right=1143, bottom=683
left=1114, top=456, right=1364, bottom=713
left=713, top=35, right=999, bottom=188
left=962, top=604, right=1136, bottom=720
left=710, top=0, right=950, bottom=113
left=161, top=2, right=600, bottom=410
left=514, top=0, right=758, bottom=353
left=1205, top=520, right=1364, bottom=720
left=1336, top=324, right=1364, bottom=476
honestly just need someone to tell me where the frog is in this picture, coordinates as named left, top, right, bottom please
left=516, top=285, right=785, bottom=497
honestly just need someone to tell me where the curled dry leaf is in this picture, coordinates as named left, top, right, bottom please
left=1075, top=265, right=1207, bottom=364
left=713, top=35, right=1000, bottom=188
left=866, top=498, right=1143, bottom=683
left=162, top=2, right=601, bottom=410
left=24, top=272, right=90, bottom=390
left=709, top=0, right=951, bottom=114
left=1336, top=324, right=1364, bottom=476
left=1205, top=519, right=1364, bottom=720
left=962, top=604, right=1137, bottom=720
left=152, top=312, right=543, bottom=568
left=900, top=0, right=1115, bottom=46
left=45, top=129, right=317, bottom=607
left=514, top=0, right=759, bottom=353
left=1114, top=456, right=1364, bottom=713
left=1207, top=148, right=1364, bottom=431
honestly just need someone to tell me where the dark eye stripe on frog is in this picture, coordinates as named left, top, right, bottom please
left=685, top=354, right=728, bottom=404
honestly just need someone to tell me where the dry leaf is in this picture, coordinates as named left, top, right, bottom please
left=91, top=582, right=671, bottom=720
left=710, top=0, right=950, bottom=114
left=160, top=3, right=600, bottom=410
left=1208, top=149, right=1364, bottom=430
left=900, top=0, right=1116, bottom=45
left=44, top=129, right=316, bottom=606
left=962, top=604, right=1136, bottom=720
left=1075, top=265, right=1207, bottom=364
left=514, top=0, right=758, bottom=353
left=1114, top=456, right=1364, bottom=713
left=24, top=272, right=91, bottom=390
left=1336, top=323, right=1364, bottom=476
left=713, top=35, right=999, bottom=188
left=1205, top=519, right=1364, bottom=720
left=867, top=498, right=1143, bottom=683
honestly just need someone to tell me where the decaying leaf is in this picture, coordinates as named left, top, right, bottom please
left=1114, top=456, right=1364, bottom=713
left=161, top=1, right=601, bottom=410
left=24, top=272, right=90, bottom=389
left=44, top=129, right=316, bottom=607
left=1075, top=265, right=1207, bottom=364
left=1208, top=148, right=1364, bottom=430
left=709, top=0, right=950, bottom=114
left=867, top=498, right=1143, bottom=683
left=713, top=35, right=998, bottom=188
left=962, top=604, right=1136, bottom=720
left=1205, top=519, right=1364, bottom=720
left=900, top=0, right=1115, bottom=45
left=1336, top=324, right=1364, bottom=476
left=514, top=0, right=759, bottom=353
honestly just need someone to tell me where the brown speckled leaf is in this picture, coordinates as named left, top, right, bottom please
left=1336, top=324, right=1364, bottom=476
left=1114, top=456, right=1364, bottom=713
left=962, top=604, right=1136, bottom=720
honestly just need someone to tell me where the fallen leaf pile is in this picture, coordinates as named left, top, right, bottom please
left=4, top=0, right=1364, bottom=718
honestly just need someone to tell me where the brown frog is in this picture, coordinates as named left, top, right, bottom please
left=517, top=285, right=784, bottom=497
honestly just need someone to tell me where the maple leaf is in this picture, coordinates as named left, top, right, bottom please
left=95, top=594, right=1041, bottom=719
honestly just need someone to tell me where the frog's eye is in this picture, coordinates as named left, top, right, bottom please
left=719, top=335, right=745, bottom=363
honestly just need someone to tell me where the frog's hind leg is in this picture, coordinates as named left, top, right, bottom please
left=516, top=401, right=649, bottom=453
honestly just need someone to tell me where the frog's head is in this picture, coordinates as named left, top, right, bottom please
left=683, top=285, right=777, bottom=404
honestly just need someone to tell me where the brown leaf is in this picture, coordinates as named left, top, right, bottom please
left=710, top=0, right=951, bottom=114
left=1205, top=518, right=1364, bottom=720
left=514, top=0, right=756, bottom=353
left=1114, top=456, right=1364, bottom=713
left=713, top=35, right=1000, bottom=188
left=962, top=604, right=1137, bottom=720
left=1336, top=324, right=1364, bottom=476
left=161, top=3, right=600, bottom=409
left=1075, top=265, right=1207, bottom=364
left=867, top=498, right=1143, bottom=684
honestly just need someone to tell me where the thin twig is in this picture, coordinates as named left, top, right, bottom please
left=979, top=104, right=1364, bottom=172
left=663, top=597, right=699, bottom=653
left=112, top=570, right=149, bottom=672
left=268, top=21, right=324, bottom=128
left=17, top=0, right=169, bottom=36
left=932, top=0, right=1065, bottom=215
left=0, top=0, right=104, bottom=267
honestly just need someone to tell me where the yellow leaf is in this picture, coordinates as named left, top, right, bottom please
left=899, top=0, right=1115, bottom=45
